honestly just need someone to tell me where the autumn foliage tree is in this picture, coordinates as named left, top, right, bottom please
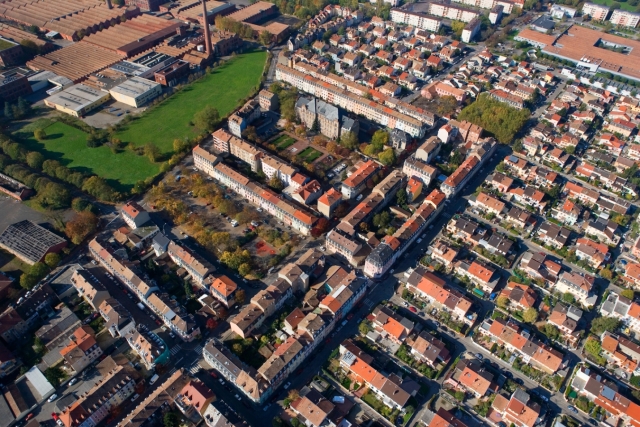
left=65, top=211, right=98, bottom=244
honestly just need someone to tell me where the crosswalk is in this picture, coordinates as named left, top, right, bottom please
left=188, top=364, right=202, bottom=375
left=169, top=367, right=177, bottom=375
left=170, top=345, right=182, bottom=356
left=363, top=298, right=375, bottom=309
left=192, top=345, right=203, bottom=355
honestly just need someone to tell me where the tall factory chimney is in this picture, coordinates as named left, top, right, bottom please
left=201, top=0, right=213, bottom=56
left=106, top=0, right=113, bottom=9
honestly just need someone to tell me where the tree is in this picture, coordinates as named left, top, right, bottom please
left=206, top=318, right=217, bottom=329
left=326, top=141, right=338, bottom=153
left=34, top=128, right=46, bottom=141
left=235, top=289, right=246, bottom=304
left=523, top=308, right=538, bottom=323
left=396, top=189, right=408, bottom=208
left=591, top=317, right=620, bottom=336
left=238, top=263, right=252, bottom=277
left=600, top=268, right=613, bottom=280
left=584, top=338, right=602, bottom=359
left=44, top=253, right=61, bottom=268
left=371, top=130, right=389, bottom=147
left=259, top=30, right=272, bottom=46
left=378, top=148, right=396, bottom=166
left=193, top=105, right=220, bottom=132
left=71, top=198, right=93, bottom=213
left=163, top=412, right=181, bottom=427
left=341, top=131, right=358, bottom=150
left=543, top=323, right=560, bottom=341
left=220, top=248, right=251, bottom=270
left=451, top=20, right=465, bottom=38
left=3, top=102, right=12, bottom=119
left=372, top=211, right=391, bottom=229
left=65, top=211, right=98, bottom=244
left=173, top=138, right=190, bottom=153
left=457, top=93, right=530, bottom=144
left=268, top=175, right=284, bottom=191
left=562, top=292, right=575, bottom=304
left=496, top=296, right=509, bottom=309
left=19, top=273, right=38, bottom=290
left=26, top=151, right=45, bottom=170
left=621, top=289, right=635, bottom=300
left=144, top=143, right=161, bottom=162
left=44, top=367, right=65, bottom=387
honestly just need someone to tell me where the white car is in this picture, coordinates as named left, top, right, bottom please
left=131, top=394, right=140, bottom=402
left=68, top=378, right=79, bottom=386
left=48, top=394, right=58, bottom=403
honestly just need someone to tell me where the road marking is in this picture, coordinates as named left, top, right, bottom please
left=189, top=364, right=201, bottom=375
left=170, top=345, right=182, bottom=356
left=169, top=367, right=177, bottom=374
left=193, top=345, right=203, bottom=354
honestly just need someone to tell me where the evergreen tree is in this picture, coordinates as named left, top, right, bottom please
left=4, top=102, right=12, bottom=119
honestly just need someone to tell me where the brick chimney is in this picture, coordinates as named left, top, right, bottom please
left=201, top=0, right=213, bottom=56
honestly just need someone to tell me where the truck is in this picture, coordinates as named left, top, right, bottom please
left=137, top=303, right=145, bottom=311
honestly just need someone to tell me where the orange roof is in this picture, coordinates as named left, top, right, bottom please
left=343, top=160, right=378, bottom=188
left=628, top=302, right=640, bottom=321
left=383, top=317, right=406, bottom=340
left=425, top=189, right=446, bottom=206
left=383, top=236, right=402, bottom=251
left=122, top=201, right=145, bottom=219
left=294, top=210, right=315, bottom=226
left=459, top=366, right=491, bottom=396
left=601, top=334, right=619, bottom=353
left=407, top=176, right=422, bottom=194
left=318, top=187, right=342, bottom=206
left=210, top=275, right=237, bottom=297
left=350, top=358, right=378, bottom=383
left=468, top=261, right=494, bottom=283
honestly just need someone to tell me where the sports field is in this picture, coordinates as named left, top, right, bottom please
left=114, top=49, right=268, bottom=153
left=15, top=121, right=159, bottom=191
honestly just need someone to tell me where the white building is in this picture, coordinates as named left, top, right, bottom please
left=550, top=4, right=577, bottom=18
left=193, top=145, right=219, bottom=176
left=44, top=84, right=110, bottom=117
left=610, top=10, right=640, bottom=28
left=582, top=2, right=610, bottom=21
left=109, top=76, right=162, bottom=107
left=390, top=8, right=443, bottom=32
left=121, top=201, right=150, bottom=229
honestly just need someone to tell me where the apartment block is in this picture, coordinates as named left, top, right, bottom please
left=582, top=2, right=610, bottom=21
left=341, top=160, right=380, bottom=199
left=610, top=10, right=640, bottom=28
left=167, top=241, right=215, bottom=286
left=193, top=145, right=219, bottom=176
left=121, top=202, right=150, bottom=230
left=390, top=8, right=442, bottom=32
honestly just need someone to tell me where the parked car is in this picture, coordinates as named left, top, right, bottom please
left=48, top=394, right=58, bottom=403
left=131, top=394, right=140, bottom=402
left=69, top=378, right=79, bottom=386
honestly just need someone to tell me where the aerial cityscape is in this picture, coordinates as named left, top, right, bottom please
left=1, top=0, right=640, bottom=426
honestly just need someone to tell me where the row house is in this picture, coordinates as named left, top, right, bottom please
left=554, top=271, right=597, bottom=306
left=505, top=206, right=536, bottom=231
left=601, top=292, right=640, bottom=335
left=529, top=166, right=559, bottom=189
left=410, top=331, right=450, bottom=367
left=60, top=326, right=103, bottom=373
left=489, top=89, right=525, bottom=109
left=429, top=239, right=460, bottom=270
left=499, top=282, right=537, bottom=312
left=601, top=331, right=640, bottom=375
left=71, top=269, right=110, bottom=311
left=99, top=298, right=135, bottom=338
left=210, top=163, right=315, bottom=235
left=503, top=154, right=529, bottom=179
left=192, top=145, right=220, bottom=176
left=537, top=222, right=571, bottom=249
left=455, top=259, right=500, bottom=293
left=486, top=172, right=513, bottom=193
left=147, top=293, right=200, bottom=341
left=551, top=199, right=581, bottom=226
left=469, top=192, right=506, bottom=217
left=570, top=367, right=640, bottom=427
left=447, top=216, right=480, bottom=242
left=405, top=266, right=474, bottom=324
left=585, top=217, right=619, bottom=245
left=564, top=181, right=600, bottom=206
left=339, top=340, right=416, bottom=410
left=369, top=305, right=414, bottom=343
left=89, top=238, right=158, bottom=301
left=167, top=241, right=215, bottom=286
left=276, top=64, right=426, bottom=137
left=507, top=186, right=546, bottom=213
left=60, top=362, right=138, bottom=427
left=478, top=318, right=564, bottom=374
left=490, top=389, right=541, bottom=427
left=575, top=237, right=609, bottom=269
left=341, top=160, right=380, bottom=199
left=125, top=329, right=167, bottom=370
left=447, top=359, right=495, bottom=398
left=364, top=189, right=445, bottom=278
left=547, top=303, right=582, bottom=347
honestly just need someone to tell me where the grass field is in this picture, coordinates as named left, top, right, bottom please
left=14, top=121, right=160, bottom=192
left=114, top=49, right=268, bottom=154
left=590, top=0, right=637, bottom=12
left=298, top=147, right=322, bottom=162
left=274, top=135, right=296, bottom=150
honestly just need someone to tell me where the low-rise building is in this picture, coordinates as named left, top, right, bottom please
left=109, top=76, right=162, bottom=107
left=121, top=202, right=150, bottom=230
left=60, top=326, right=102, bottom=373
left=554, top=271, right=596, bottom=306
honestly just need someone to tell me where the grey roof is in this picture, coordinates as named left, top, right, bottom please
left=532, top=15, right=555, bottom=30
left=0, top=395, right=14, bottom=427
left=341, top=116, right=357, bottom=132
left=152, top=233, right=171, bottom=250
left=0, top=220, right=66, bottom=264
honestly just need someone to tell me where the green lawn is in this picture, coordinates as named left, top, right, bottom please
left=14, top=121, right=160, bottom=192
left=273, top=135, right=296, bottom=150
left=298, top=147, right=322, bottom=162
left=114, top=49, right=267, bottom=154
left=590, top=0, right=637, bottom=12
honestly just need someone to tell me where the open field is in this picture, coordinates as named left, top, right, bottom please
left=114, top=49, right=268, bottom=154
left=297, top=146, right=323, bottom=162
left=274, top=135, right=296, bottom=150
left=590, top=0, right=637, bottom=12
left=14, top=121, right=159, bottom=192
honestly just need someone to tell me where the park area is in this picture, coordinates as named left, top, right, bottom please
left=12, top=49, right=267, bottom=191
left=114, top=49, right=267, bottom=154
left=14, top=120, right=160, bottom=191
